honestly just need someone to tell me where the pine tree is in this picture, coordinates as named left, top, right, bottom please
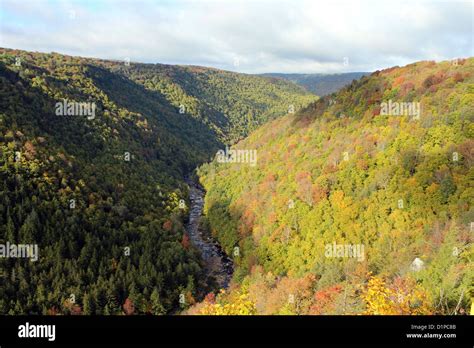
left=150, top=288, right=165, bottom=315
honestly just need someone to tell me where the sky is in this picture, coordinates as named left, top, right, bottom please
left=0, top=0, right=473, bottom=73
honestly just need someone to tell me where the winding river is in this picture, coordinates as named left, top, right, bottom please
left=185, top=178, right=233, bottom=289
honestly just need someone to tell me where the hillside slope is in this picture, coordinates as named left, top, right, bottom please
left=102, top=60, right=318, bottom=143
left=0, top=49, right=225, bottom=314
left=193, top=59, right=474, bottom=315
left=0, top=48, right=314, bottom=315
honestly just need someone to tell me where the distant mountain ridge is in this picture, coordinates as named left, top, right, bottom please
left=102, top=59, right=318, bottom=143
left=261, top=72, right=368, bottom=96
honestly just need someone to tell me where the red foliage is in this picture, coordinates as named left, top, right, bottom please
left=71, top=304, right=82, bottom=315
left=309, top=284, right=343, bottom=314
left=204, top=292, right=216, bottom=304
left=400, top=82, right=415, bottom=96
left=123, top=298, right=135, bottom=315
left=453, top=72, right=464, bottom=83
left=393, top=76, right=405, bottom=87
left=423, top=72, right=445, bottom=89
left=181, top=233, right=190, bottom=250
left=163, top=220, right=173, bottom=231
left=372, top=106, right=381, bottom=116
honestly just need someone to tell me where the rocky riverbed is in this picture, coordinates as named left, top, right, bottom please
left=185, top=178, right=233, bottom=289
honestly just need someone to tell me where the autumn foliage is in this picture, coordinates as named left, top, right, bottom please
left=197, top=58, right=474, bottom=315
left=362, top=276, right=432, bottom=315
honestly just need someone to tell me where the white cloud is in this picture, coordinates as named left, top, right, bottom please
left=0, top=0, right=472, bottom=73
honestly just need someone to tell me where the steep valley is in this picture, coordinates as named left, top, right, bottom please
left=0, top=47, right=314, bottom=314
left=0, top=48, right=472, bottom=316
left=191, top=58, right=474, bottom=315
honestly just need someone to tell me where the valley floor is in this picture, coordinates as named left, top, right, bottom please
left=185, top=178, right=233, bottom=290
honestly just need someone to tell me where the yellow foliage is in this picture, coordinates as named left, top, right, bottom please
left=363, top=276, right=432, bottom=315
left=198, top=290, right=256, bottom=315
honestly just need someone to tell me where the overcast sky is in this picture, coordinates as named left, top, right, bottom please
left=0, top=0, right=472, bottom=73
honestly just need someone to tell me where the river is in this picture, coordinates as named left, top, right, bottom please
left=185, top=178, right=233, bottom=289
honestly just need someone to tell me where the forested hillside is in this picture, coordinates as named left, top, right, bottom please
left=0, top=49, right=220, bottom=315
left=100, top=60, right=317, bottom=143
left=192, top=59, right=474, bottom=315
left=262, top=72, right=368, bottom=96
left=0, top=48, right=314, bottom=315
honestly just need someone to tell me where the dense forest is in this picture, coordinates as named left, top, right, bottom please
left=97, top=59, right=317, bottom=143
left=0, top=48, right=315, bottom=315
left=262, top=72, right=368, bottom=96
left=190, top=59, right=474, bottom=315
left=1, top=47, right=472, bottom=317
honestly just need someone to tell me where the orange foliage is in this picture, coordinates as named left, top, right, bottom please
left=393, top=76, right=405, bottom=87
left=309, top=284, right=343, bottom=314
left=123, top=298, right=135, bottom=315
left=181, top=233, right=190, bottom=249
left=311, top=184, right=328, bottom=204
left=162, top=220, right=173, bottom=231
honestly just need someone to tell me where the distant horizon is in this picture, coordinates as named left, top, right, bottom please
left=3, top=46, right=473, bottom=76
left=1, top=45, right=373, bottom=74
left=1, top=0, right=472, bottom=74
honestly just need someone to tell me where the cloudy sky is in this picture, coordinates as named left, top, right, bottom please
left=0, top=0, right=472, bottom=73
